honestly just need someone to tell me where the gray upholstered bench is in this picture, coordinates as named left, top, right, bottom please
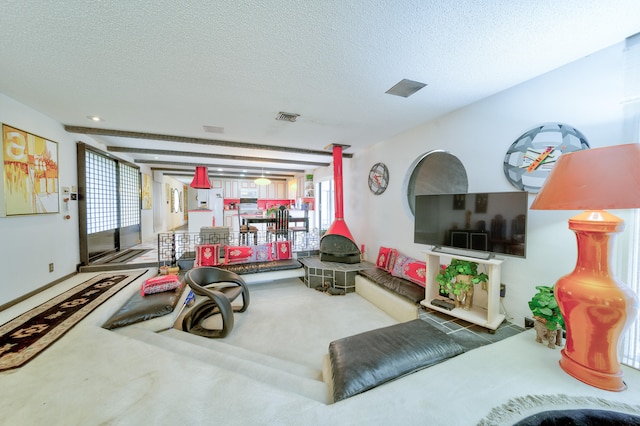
left=324, top=319, right=464, bottom=403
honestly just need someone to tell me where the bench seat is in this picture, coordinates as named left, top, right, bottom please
left=355, top=268, right=424, bottom=322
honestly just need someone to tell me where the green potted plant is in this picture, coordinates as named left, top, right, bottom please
left=528, top=285, right=565, bottom=348
left=266, top=205, right=279, bottom=217
left=435, top=259, right=489, bottom=310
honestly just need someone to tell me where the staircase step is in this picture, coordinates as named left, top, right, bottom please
left=160, top=328, right=321, bottom=380
left=115, top=326, right=329, bottom=403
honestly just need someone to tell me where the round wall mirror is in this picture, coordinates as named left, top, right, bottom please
left=403, top=150, right=469, bottom=216
left=172, top=188, right=180, bottom=213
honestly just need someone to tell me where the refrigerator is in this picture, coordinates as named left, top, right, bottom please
left=207, top=189, right=224, bottom=227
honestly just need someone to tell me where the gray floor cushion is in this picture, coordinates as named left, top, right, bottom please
left=328, top=319, right=464, bottom=402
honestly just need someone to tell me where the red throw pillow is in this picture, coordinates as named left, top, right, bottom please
left=275, top=241, right=292, bottom=260
left=141, top=275, right=181, bottom=296
left=195, top=244, right=220, bottom=267
left=402, top=259, right=427, bottom=287
left=391, top=254, right=427, bottom=287
left=250, top=243, right=273, bottom=262
left=386, top=248, right=399, bottom=273
left=376, top=246, right=391, bottom=270
left=224, top=245, right=254, bottom=264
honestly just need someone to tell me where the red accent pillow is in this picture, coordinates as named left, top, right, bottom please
left=391, top=254, right=427, bottom=287
left=402, top=259, right=427, bottom=287
left=386, top=248, right=399, bottom=273
left=275, top=240, right=292, bottom=260
left=376, top=246, right=391, bottom=270
left=224, top=245, right=254, bottom=264
left=250, top=243, right=273, bottom=262
left=195, top=244, right=220, bottom=267
left=141, top=275, right=181, bottom=296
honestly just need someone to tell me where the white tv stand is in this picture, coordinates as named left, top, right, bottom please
left=420, top=249, right=505, bottom=331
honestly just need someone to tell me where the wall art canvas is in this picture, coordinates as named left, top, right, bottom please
left=3, top=124, right=59, bottom=215
left=142, top=173, right=152, bottom=210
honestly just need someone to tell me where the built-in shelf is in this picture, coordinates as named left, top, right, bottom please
left=420, top=249, right=505, bottom=331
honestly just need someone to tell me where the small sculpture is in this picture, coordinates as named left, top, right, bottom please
left=528, top=285, right=565, bottom=349
left=534, top=318, right=563, bottom=349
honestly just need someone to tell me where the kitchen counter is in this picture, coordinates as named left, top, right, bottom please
left=188, top=209, right=214, bottom=233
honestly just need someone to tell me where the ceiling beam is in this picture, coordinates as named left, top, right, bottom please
left=163, top=170, right=291, bottom=181
left=124, top=149, right=329, bottom=167
left=64, top=125, right=353, bottom=158
left=149, top=165, right=299, bottom=175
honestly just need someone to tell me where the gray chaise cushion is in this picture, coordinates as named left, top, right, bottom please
left=329, top=319, right=464, bottom=402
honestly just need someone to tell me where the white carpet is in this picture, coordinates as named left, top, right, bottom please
left=1, top=275, right=639, bottom=425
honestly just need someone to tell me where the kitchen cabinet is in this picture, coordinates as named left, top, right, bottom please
left=420, top=249, right=504, bottom=331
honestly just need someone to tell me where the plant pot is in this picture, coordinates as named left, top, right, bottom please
left=453, top=274, right=474, bottom=310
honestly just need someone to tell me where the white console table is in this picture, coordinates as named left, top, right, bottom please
left=420, top=249, right=504, bottom=331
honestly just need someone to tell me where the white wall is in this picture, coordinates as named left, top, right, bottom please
left=0, top=93, right=155, bottom=307
left=0, top=94, right=82, bottom=305
left=345, top=41, right=632, bottom=325
left=0, top=40, right=633, bottom=320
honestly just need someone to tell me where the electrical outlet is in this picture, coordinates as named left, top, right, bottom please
left=500, top=283, right=506, bottom=297
left=49, top=263, right=54, bottom=273
left=524, top=317, right=535, bottom=328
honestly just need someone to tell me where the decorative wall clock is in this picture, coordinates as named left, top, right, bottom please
left=503, top=123, right=590, bottom=193
left=368, top=162, right=389, bottom=195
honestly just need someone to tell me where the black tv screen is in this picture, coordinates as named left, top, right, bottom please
left=414, top=192, right=528, bottom=258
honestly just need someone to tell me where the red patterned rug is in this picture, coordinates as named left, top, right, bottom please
left=0, top=270, right=146, bottom=372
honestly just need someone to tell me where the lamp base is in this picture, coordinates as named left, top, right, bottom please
left=555, top=210, right=639, bottom=392
left=559, top=351, right=627, bottom=392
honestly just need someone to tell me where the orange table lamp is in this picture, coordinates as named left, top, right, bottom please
left=531, top=143, right=640, bottom=391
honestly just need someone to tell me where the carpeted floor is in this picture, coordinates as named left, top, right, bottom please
left=1, top=274, right=639, bottom=425
left=0, top=270, right=146, bottom=372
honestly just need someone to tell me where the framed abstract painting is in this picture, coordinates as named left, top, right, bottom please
left=3, top=124, right=59, bottom=215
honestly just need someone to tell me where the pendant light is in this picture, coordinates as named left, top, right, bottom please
left=190, top=166, right=211, bottom=189
left=255, top=168, right=271, bottom=186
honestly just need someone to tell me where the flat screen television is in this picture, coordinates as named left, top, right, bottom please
left=414, top=191, right=529, bottom=258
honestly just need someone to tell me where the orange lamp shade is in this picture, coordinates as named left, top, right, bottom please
left=190, top=166, right=211, bottom=189
left=530, top=143, right=640, bottom=211
left=531, top=143, right=640, bottom=391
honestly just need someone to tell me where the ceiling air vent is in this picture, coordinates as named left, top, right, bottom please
left=276, top=112, right=300, bottom=122
left=203, top=125, right=224, bottom=134
left=385, top=79, right=427, bottom=98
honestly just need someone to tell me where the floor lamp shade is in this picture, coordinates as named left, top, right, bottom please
left=190, top=166, right=211, bottom=189
left=531, top=143, right=640, bottom=391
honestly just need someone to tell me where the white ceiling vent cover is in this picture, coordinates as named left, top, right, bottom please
left=276, top=112, right=300, bottom=122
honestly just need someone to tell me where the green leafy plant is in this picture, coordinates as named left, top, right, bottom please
left=528, top=285, right=565, bottom=331
left=266, top=205, right=280, bottom=217
left=435, top=258, right=489, bottom=296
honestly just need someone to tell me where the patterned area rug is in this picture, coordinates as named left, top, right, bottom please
left=478, top=394, right=640, bottom=425
left=0, top=270, right=146, bottom=372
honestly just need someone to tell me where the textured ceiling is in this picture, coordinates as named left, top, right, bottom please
left=1, top=1, right=639, bottom=181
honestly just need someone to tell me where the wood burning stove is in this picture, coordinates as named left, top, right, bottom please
left=319, top=144, right=361, bottom=264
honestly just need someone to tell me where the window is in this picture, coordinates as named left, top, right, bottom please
left=85, top=151, right=118, bottom=234
left=621, top=209, right=640, bottom=370
left=317, top=179, right=334, bottom=233
left=78, top=143, right=141, bottom=264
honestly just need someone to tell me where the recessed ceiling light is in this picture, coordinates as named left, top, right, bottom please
left=217, top=168, right=223, bottom=171
left=385, top=79, right=427, bottom=98
left=87, top=115, right=103, bottom=122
